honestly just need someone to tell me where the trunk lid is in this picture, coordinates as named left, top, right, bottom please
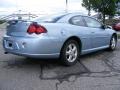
left=7, top=20, right=32, bottom=37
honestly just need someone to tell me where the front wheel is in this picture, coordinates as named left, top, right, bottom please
left=60, top=40, right=80, bottom=66
left=108, top=36, right=117, bottom=51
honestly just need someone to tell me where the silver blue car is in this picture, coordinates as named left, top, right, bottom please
left=3, top=13, right=117, bottom=66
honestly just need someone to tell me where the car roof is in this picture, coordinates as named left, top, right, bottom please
left=34, top=12, right=94, bottom=23
left=61, top=12, right=87, bottom=17
left=62, top=12, right=97, bottom=19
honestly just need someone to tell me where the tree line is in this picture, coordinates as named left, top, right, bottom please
left=82, top=0, right=120, bottom=24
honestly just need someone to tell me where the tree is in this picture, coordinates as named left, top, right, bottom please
left=92, top=0, right=117, bottom=23
left=116, top=0, right=120, bottom=15
left=82, top=0, right=118, bottom=24
left=82, top=0, right=92, bottom=16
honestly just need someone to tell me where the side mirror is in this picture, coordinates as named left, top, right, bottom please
left=101, top=25, right=106, bottom=29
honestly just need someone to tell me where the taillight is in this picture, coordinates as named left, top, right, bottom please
left=27, top=23, right=47, bottom=34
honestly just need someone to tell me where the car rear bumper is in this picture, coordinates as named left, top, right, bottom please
left=4, top=51, right=59, bottom=58
left=3, top=35, right=61, bottom=58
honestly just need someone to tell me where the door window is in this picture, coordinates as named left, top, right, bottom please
left=84, top=17, right=102, bottom=28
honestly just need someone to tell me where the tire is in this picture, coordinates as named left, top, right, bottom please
left=60, top=40, right=80, bottom=66
left=108, top=35, right=117, bottom=51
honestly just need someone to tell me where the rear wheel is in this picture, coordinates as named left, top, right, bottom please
left=108, top=35, right=117, bottom=51
left=60, top=40, right=80, bottom=66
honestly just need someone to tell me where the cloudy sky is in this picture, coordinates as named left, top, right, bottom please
left=0, top=0, right=89, bottom=15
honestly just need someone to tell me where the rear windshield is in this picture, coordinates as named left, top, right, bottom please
left=35, top=14, right=67, bottom=23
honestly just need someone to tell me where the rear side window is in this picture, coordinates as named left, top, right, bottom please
left=69, top=16, right=86, bottom=26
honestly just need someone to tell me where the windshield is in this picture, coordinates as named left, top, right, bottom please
left=35, top=14, right=67, bottom=23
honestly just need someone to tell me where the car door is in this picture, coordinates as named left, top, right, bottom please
left=83, top=16, right=110, bottom=48
left=69, top=15, right=93, bottom=51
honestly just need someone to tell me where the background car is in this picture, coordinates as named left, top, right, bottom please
left=112, top=23, right=120, bottom=31
left=3, top=13, right=117, bottom=66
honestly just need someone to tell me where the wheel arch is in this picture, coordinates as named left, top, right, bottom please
left=60, top=36, right=82, bottom=54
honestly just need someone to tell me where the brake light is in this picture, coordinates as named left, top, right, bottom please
left=27, top=23, right=47, bottom=34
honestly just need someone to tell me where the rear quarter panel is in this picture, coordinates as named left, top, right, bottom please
left=40, top=23, right=92, bottom=52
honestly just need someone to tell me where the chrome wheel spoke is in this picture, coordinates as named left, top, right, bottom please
left=68, top=55, right=72, bottom=61
left=72, top=46, right=77, bottom=52
left=66, top=50, right=71, bottom=55
left=68, top=44, right=73, bottom=50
